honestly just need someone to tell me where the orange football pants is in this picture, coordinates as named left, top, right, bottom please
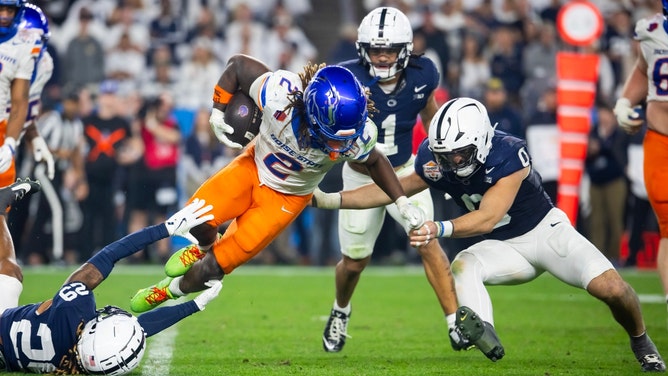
left=0, top=119, right=16, bottom=189
left=644, top=130, right=668, bottom=238
left=188, top=145, right=312, bottom=274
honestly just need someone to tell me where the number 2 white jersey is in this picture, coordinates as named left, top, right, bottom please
left=248, top=70, right=378, bottom=196
left=0, top=28, right=41, bottom=124
left=635, top=13, right=668, bottom=102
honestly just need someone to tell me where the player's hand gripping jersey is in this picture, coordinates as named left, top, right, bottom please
left=250, top=70, right=378, bottom=195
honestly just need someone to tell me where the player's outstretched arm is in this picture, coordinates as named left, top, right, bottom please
left=137, top=280, right=222, bottom=337
left=65, top=199, right=214, bottom=290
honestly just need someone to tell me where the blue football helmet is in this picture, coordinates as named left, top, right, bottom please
left=21, top=3, right=49, bottom=41
left=663, top=0, right=668, bottom=16
left=304, top=66, right=368, bottom=153
left=0, top=0, right=25, bottom=38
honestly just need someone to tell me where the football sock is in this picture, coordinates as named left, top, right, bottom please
left=446, top=313, right=456, bottom=329
left=334, top=300, right=351, bottom=315
left=169, top=276, right=184, bottom=297
left=630, top=332, right=656, bottom=355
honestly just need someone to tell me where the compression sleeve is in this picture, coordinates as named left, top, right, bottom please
left=88, top=224, right=169, bottom=278
left=137, top=301, right=200, bottom=337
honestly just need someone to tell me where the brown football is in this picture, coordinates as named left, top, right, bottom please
left=223, top=92, right=262, bottom=146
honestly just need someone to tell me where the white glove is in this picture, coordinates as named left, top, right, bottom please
left=193, top=279, right=223, bottom=311
left=311, top=188, right=342, bottom=209
left=613, top=98, right=643, bottom=134
left=210, top=108, right=243, bottom=150
left=165, top=198, right=214, bottom=244
left=32, top=136, right=55, bottom=180
left=0, top=137, right=16, bottom=173
left=395, top=196, right=425, bottom=230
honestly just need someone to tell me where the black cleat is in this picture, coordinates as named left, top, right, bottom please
left=449, top=326, right=475, bottom=351
left=455, top=306, right=505, bottom=362
left=322, top=308, right=351, bottom=353
left=0, top=178, right=41, bottom=210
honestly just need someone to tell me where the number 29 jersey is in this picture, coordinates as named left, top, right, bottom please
left=0, top=282, right=96, bottom=373
left=635, top=13, right=668, bottom=102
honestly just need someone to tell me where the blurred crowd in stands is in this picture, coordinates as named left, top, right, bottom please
left=11, top=0, right=661, bottom=269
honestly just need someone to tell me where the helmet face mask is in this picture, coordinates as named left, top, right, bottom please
left=428, top=98, right=494, bottom=178
left=356, top=7, right=413, bottom=81
left=76, top=306, right=146, bottom=376
left=304, top=65, right=368, bottom=153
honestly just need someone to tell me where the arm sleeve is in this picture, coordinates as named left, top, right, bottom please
left=88, top=224, right=169, bottom=278
left=138, top=301, right=200, bottom=337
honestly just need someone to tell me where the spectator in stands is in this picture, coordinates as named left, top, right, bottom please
left=173, top=37, right=224, bottom=112
left=105, top=31, right=147, bottom=93
left=457, top=32, right=490, bottom=101
left=141, top=45, right=177, bottom=100
left=62, top=7, right=105, bottom=92
left=585, top=105, right=631, bottom=265
left=489, top=25, right=524, bottom=106
left=483, top=78, right=524, bottom=138
left=148, top=0, right=186, bottom=66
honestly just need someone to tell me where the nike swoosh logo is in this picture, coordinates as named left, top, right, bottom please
left=414, top=84, right=427, bottom=93
left=11, top=183, right=32, bottom=194
left=485, top=167, right=495, bottom=174
left=323, top=336, right=337, bottom=351
left=281, top=206, right=294, bottom=214
left=459, top=312, right=468, bottom=322
left=550, top=222, right=560, bottom=227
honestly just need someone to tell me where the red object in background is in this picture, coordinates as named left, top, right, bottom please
left=412, top=87, right=449, bottom=153
left=619, top=231, right=659, bottom=269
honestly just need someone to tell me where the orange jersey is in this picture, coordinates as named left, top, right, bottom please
left=643, top=130, right=668, bottom=237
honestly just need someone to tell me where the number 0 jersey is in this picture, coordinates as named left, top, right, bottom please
left=414, top=131, right=554, bottom=240
left=249, top=70, right=378, bottom=196
left=0, top=282, right=96, bottom=373
left=635, top=13, right=668, bottom=102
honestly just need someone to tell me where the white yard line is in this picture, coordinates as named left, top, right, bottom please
left=140, top=321, right=178, bottom=376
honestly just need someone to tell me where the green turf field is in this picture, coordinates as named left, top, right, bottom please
left=9, top=265, right=667, bottom=375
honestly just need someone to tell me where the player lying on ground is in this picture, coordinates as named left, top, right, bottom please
left=0, top=188, right=221, bottom=375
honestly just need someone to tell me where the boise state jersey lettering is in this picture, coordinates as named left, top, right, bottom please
left=414, top=131, right=553, bottom=240
left=635, top=13, right=668, bottom=102
left=0, top=27, right=41, bottom=124
left=250, top=70, right=378, bottom=196
left=0, top=282, right=97, bottom=373
left=341, top=56, right=439, bottom=166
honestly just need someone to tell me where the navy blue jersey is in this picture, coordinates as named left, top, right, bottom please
left=0, top=282, right=96, bottom=373
left=414, top=131, right=553, bottom=240
left=340, top=56, right=439, bottom=166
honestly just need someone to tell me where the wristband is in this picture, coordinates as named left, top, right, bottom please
left=213, top=85, right=233, bottom=105
left=435, top=220, right=454, bottom=238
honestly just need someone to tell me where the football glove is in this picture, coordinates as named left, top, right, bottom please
left=210, top=108, right=243, bottom=150
left=0, top=137, right=16, bottom=173
left=32, top=136, right=55, bottom=180
left=193, top=279, right=223, bottom=311
left=613, top=98, right=643, bottom=134
left=311, top=188, right=342, bottom=209
left=165, top=198, right=214, bottom=244
left=396, top=196, right=425, bottom=230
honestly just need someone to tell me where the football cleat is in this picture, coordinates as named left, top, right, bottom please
left=638, top=353, right=666, bottom=372
left=455, top=306, right=505, bottom=362
left=322, top=308, right=351, bottom=353
left=165, top=244, right=206, bottom=277
left=130, top=277, right=174, bottom=313
left=0, top=178, right=41, bottom=210
left=449, top=326, right=474, bottom=351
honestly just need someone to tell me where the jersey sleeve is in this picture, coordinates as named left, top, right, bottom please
left=14, top=29, right=41, bottom=81
left=633, top=14, right=663, bottom=42
left=346, top=118, right=378, bottom=162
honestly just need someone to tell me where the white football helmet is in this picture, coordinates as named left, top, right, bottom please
left=76, top=306, right=146, bottom=376
left=356, top=7, right=413, bottom=81
left=428, top=97, right=494, bottom=178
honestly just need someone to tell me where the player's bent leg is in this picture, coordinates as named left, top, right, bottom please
left=586, top=269, right=666, bottom=372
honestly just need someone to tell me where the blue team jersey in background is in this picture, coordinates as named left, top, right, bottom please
left=341, top=56, right=439, bottom=167
left=0, top=282, right=96, bottom=373
left=414, top=130, right=553, bottom=240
